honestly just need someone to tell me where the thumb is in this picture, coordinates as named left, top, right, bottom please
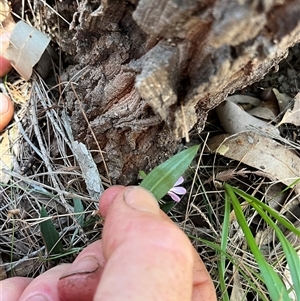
left=96, top=186, right=194, bottom=301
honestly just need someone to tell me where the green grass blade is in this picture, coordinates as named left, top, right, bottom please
left=71, top=197, right=85, bottom=244
left=254, top=203, right=300, bottom=300
left=139, top=170, right=147, bottom=179
left=281, top=178, right=300, bottom=192
left=230, top=185, right=300, bottom=300
left=224, top=184, right=290, bottom=301
left=231, top=186, right=300, bottom=237
left=190, top=236, right=269, bottom=301
left=73, top=197, right=85, bottom=227
left=218, top=192, right=231, bottom=301
left=221, top=192, right=231, bottom=272
left=40, top=207, right=64, bottom=256
left=140, top=145, right=199, bottom=200
left=40, top=247, right=83, bottom=261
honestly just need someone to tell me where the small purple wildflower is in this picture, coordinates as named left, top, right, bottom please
left=167, top=176, right=186, bottom=202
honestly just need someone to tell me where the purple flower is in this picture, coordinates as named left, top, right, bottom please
left=167, top=176, right=186, bottom=202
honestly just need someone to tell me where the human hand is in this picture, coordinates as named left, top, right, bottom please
left=1, top=186, right=217, bottom=301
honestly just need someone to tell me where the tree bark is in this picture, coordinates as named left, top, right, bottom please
left=47, top=0, right=300, bottom=184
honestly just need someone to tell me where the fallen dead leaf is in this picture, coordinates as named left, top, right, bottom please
left=207, top=132, right=300, bottom=193
left=277, top=92, right=300, bottom=126
left=272, top=88, right=292, bottom=113
left=215, top=100, right=279, bottom=135
left=247, top=105, right=277, bottom=121
left=247, top=93, right=279, bottom=121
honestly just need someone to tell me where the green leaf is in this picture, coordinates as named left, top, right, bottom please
left=218, top=191, right=231, bottom=301
left=140, top=145, right=199, bottom=200
left=139, top=170, right=147, bottom=180
left=231, top=186, right=300, bottom=237
left=229, top=184, right=300, bottom=300
left=254, top=204, right=300, bottom=300
left=191, top=235, right=268, bottom=301
left=73, top=197, right=85, bottom=227
left=224, top=184, right=290, bottom=301
left=160, top=201, right=175, bottom=213
left=40, top=207, right=64, bottom=256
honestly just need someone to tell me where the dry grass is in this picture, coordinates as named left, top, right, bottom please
left=0, top=74, right=107, bottom=278
left=1, top=2, right=300, bottom=300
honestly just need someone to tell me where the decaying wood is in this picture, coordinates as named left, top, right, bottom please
left=45, top=0, right=300, bottom=184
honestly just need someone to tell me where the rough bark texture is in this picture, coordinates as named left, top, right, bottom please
left=44, top=0, right=300, bottom=184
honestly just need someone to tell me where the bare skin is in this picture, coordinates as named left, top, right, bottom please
left=0, top=186, right=217, bottom=301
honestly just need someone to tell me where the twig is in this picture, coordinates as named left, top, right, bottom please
left=183, top=133, right=210, bottom=229
left=30, top=81, right=88, bottom=243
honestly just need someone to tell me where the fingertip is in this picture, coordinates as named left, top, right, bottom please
left=99, top=185, right=125, bottom=217
left=1, top=277, right=33, bottom=301
left=100, top=185, right=160, bottom=217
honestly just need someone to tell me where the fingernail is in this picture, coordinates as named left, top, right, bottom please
left=26, top=295, right=49, bottom=301
left=123, top=186, right=160, bottom=214
left=60, top=256, right=99, bottom=278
